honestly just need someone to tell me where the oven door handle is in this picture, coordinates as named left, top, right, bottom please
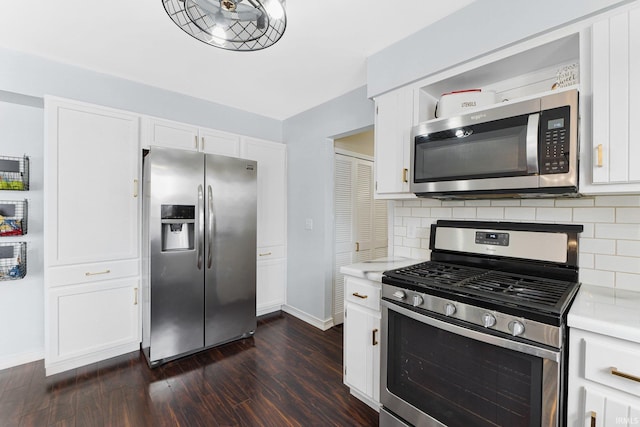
left=382, top=300, right=560, bottom=362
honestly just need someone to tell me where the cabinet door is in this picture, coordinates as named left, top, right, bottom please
left=583, top=387, right=640, bottom=426
left=46, top=278, right=140, bottom=375
left=199, top=128, right=241, bottom=157
left=256, top=257, right=286, bottom=315
left=46, top=100, right=140, bottom=265
left=374, top=87, right=415, bottom=198
left=344, top=302, right=380, bottom=401
left=146, top=118, right=199, bottom=151
left=240, top=138, right=286, bottom=248
left=587, top=7, right=640, bottom=192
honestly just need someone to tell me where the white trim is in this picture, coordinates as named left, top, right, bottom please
left=334, top=148, right=374, bottom=162
left=257, top=304, right=282, bottom=317
left=282, top=304, right=334, bottom=331
left=349, top=388, right=382, bottom=412
left=45, top=342, right=139, bottom=376
left=0, top=351, right=44, bottom=371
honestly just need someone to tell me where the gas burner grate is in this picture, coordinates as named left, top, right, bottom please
left=385, top=261, right=577, bottom=312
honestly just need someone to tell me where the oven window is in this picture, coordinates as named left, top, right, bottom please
left=387, top=309, right=543, bottom=426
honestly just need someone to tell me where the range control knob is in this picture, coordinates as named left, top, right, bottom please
left=510, top=321, right=525, bottom=337
left=482, top=313, right=496, bottom=328
left=393, top=290, right=406, bottom=300
left=412, top=295, right=424, bottom=307
left=444, top=303, right=456, bottom=316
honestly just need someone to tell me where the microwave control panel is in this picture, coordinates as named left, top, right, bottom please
left=539, top=106, right=570, bottom=174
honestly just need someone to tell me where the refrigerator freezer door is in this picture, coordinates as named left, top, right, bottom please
left=204, top=154, right=257, bottom=347
left=147, top=148, right=205, bottom=362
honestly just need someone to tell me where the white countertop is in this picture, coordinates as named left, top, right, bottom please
left=568, top=284, right=640, bottom=344
left=340, top=257, right=424, bottom=282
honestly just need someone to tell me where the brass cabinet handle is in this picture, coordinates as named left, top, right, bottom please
left=133, top=179, right=139, bottom=197
left=352, top=292, right=368, bottom=299
left=611, top=367, right=640, bottom=383
left=372, top=328, right=379, bottom=346
left=596, top=144, right=603, bottom=167
left=134, top=287, right=138, bottom=305
left=259, top=252, right=272, bottom=257
left=590, top=411, right=596, bottom=427
left=85, top=269, right=111, bottom=276
left=201, top=136, right=205, bottom=151
left=355, top=242, right=360, bottom=252
left=194, top=135, right=198, bottom=149
left=402, top=168, right=409, bottom=183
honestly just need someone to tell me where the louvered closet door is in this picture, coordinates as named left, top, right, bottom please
left=334, top=155, right=354, bottom=325
left=334, top=154, right=388, bottom=325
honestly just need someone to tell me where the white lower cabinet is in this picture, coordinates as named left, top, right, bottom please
left=568, top=328, right=640, bottom=426
left=256, top=253, right=286, bottom=316
left=46, top=277, right=140, bottom=376
left=343, top=276, right=381, bottom=410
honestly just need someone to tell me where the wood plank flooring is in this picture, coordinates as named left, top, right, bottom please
left=0, top=312, right=379, bottom=426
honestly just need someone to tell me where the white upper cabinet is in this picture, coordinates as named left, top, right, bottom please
left=46, top=99, right=140, bottom=266
left=240, top=137, right=287, bottom=248
left=374, top=86, right=416, bottom=199
left=582, top=5, right=640, bottom=193
left=142, top=117, right=241, bottom=157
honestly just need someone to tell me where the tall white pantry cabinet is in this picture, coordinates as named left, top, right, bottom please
left=44, top=98, right=141, bottom=376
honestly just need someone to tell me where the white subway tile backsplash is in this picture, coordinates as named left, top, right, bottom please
left=391, top=195, right=640, bottom=291
left=617, top=240, right=640, bottom=257
left=464, top=200, right=491, bottom=207
left=580, top=269, right=615, bottom=288
left=595, top=255, right=640, bottom=274
left=476, top=207, right=504, bottom=219
left=504, top=207, right=536, bottom=221
left=521, top=199, right=555, bottom=207
left=555, top=198, right=595, bottom=207
left=616, top=208, right=640, bottom=223
left=536, top=208, right=572, bottom=222
left=430, top=207, right=452, bottom=218
left=615, top=273, right=640, bottom=291
left=573, top=208, right=615, bottom=223
left=595, top=195, right=640, bottom=207
left=595, top=224, right=640, bottom=240
left=580, top=238, right=615, bottom=255
left=578, top=253, right=594, bottom=269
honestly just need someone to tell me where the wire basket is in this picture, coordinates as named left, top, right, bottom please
left=0, top=200, right=27, bottom=236
left=0, top=155, right=29, bottom=191
left=0, top=242, right=26, bottom=280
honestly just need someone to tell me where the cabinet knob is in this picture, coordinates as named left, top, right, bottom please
left=610, top=366, right=640, bottom=383
left=402, top=168, right=409, bottom=183
left=352, top=292, right=368, bottom=299
left=372, top=328, right=379, bottom=346
left=590, top=411, right=596, bottom=427
left=596, top=144, right=603, bottom=168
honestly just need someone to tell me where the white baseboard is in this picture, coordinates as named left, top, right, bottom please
left=257, top=303, right=282, bottom=317
left=45, top=342, right=139, bottom=376
left=349, top=388, right=382, bottom=412
left=0, top=350, right=44, bottom=371
left=282, top=304, right=334, bottom=331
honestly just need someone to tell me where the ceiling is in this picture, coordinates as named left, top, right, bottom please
left=0, top=0, right=474, bottom=120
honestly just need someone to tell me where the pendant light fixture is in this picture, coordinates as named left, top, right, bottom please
left=163, top=0, right=286, bottom=51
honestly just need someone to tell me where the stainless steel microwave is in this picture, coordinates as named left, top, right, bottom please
left=410, top=89, right=578, bottom=198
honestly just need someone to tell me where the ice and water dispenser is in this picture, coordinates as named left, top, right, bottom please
left=161, top=205, right=195, bottom=251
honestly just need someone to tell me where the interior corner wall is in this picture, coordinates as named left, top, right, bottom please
left=366, top=0, right=631, bottom=98
left=283, top=86, right=374, bottom=325
left=0, top=48, right=282, bottom=142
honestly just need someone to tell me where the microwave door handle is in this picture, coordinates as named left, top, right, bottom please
left=526, top=113, right=540, bottom=174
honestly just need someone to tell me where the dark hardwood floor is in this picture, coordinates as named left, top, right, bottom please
left=0, top=312, right=378, bottom=427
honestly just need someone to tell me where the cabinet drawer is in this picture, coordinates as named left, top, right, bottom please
left=257, top=245, right=285, bottom=260
left=47, top=259, right=139, bottom=287
left=584, top=336, right=640, bottom=397
left=345, top=277, right=381, bottom=311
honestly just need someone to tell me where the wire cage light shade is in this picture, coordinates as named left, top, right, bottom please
left=163, top=0, right=286, bottom=51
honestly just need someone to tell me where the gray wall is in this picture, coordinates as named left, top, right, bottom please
left=1, top=48, right=282, bottom=141
left=283, top=86, right=374, bottom=324
left=367, top=0, right=631, bottom=97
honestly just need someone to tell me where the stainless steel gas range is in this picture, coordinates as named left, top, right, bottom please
left=380, top=220, right=583, bottom=427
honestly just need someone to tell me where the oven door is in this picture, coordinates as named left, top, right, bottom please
left=380, top=300, right=561, bottom=427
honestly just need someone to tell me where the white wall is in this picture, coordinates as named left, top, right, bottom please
left=0, top=97, right=44, bottom=369
left=391, top=196, right=640, bottom=290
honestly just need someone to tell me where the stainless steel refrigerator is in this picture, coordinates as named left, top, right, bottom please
left=141, top=146, right=257, bottom=366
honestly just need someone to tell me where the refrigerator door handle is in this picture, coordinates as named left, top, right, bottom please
left=197, top=184, right=204, bottom=270
left=207, top=184, right=214, bottom=269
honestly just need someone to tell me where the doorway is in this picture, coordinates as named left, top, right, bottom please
left=333, top=130, right=388, bottom=325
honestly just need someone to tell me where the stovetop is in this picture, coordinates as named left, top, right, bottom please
left=384, top=261, right=579, bottom=315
